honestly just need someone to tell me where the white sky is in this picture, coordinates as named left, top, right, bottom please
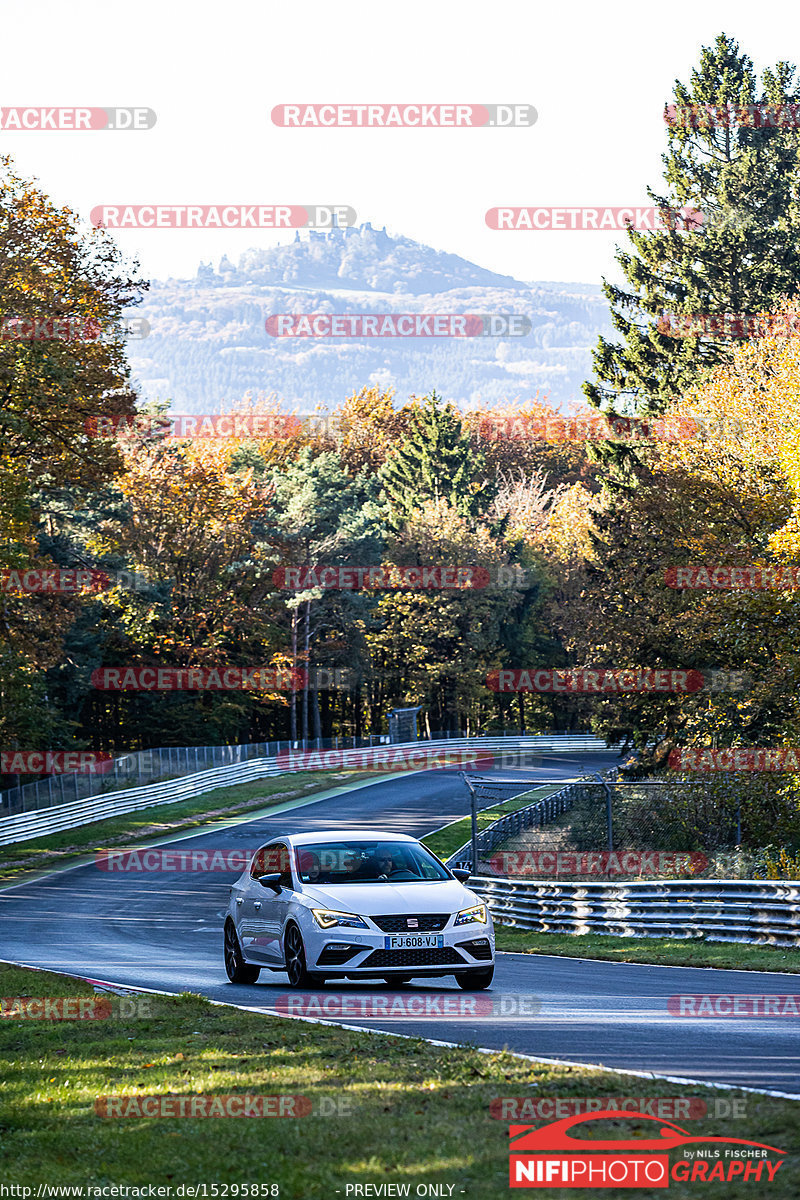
left=2, top=1, right=799, bottom=287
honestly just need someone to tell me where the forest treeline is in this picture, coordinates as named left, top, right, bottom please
left=4, top=34, right=800, bottom=859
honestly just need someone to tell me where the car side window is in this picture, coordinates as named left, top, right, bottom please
left=273, top=843, right=293, bottom=890
left=250, top=845, right=269, bottom=878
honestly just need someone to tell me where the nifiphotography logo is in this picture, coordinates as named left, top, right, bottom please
left=508, top=1111, right=785, bottom=1188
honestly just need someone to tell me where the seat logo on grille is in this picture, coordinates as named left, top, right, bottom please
left=407, top=919, right=418, bottom=928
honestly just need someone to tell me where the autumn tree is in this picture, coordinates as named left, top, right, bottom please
left=559, top=307, right=800, bottom=797
left=0, top=155, right=145, bottom=760
left=79, top=437, right=290, bottom=748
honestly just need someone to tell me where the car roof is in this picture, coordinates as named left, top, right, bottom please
left=265, top=830, right=419, bottom=847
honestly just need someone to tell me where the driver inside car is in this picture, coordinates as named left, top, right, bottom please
left=298, top=850, right=322, bottom=883
left=373, top=847, right=395, bottom=878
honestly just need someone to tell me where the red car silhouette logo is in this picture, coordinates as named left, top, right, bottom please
left=510, top=1111, right=785, bottom=1155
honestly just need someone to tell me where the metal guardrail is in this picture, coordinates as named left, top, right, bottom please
left=0, top=757, right=288, bottom=846
left=0, top=734, right=397, bottom=816
left=0, top=735, right=609, bottom=846
left=467, top=876, right=800, bottom=947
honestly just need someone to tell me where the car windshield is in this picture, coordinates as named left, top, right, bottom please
left=295, top=841, right=450, bottom=884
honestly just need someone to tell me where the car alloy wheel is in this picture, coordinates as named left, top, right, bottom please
left=224, top=920, right=260, bottom=984
left=285, top=924, right=322, bottom=988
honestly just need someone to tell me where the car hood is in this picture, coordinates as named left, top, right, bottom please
left=296, top=879, right=481, bottom=915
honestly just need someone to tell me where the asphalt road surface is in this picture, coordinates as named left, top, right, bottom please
left=2, top=753, right=799, bottom=1096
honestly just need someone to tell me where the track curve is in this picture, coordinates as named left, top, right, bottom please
left=2, top=754, right=798, bottom=1096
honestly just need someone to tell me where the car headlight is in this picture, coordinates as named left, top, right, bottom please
left=454, top=903, right=488, bottom=926
left=311, top=909, right=369, bottom=930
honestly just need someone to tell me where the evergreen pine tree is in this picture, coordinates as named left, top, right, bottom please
left=379, top=391, right=497, bottom=526
left=584, top=34, right=800, bottom=438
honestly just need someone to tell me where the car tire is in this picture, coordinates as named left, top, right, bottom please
left=224, top=920, right=261, bottom=984
left=284, top=923, right=322, bottom=988
left=455, top=965, right=494, bottom=990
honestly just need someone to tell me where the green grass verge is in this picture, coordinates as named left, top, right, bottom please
left=422, top=783, right=564, bottom=861
left=495, top=930, right=800, bottom=973
left=0, top=770, right=380, bottom=885
left=0, top=964, right=796, bottom=1196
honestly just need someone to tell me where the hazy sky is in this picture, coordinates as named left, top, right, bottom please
left=3, top=1, right=799, bottom=288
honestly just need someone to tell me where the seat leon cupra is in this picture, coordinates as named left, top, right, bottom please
left=223, top=830, right=495, bottom=989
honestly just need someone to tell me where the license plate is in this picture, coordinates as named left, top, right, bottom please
left=385, top=933, right=444, bottom=949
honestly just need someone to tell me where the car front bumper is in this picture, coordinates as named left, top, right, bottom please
left=304, top=918, right=495, bottom=977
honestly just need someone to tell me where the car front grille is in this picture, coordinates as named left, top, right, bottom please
left=369, top=913, right=450, bottom=932
left=362, top=947, right=464, bottom=968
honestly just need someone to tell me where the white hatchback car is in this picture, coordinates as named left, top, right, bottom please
left=223, top=830, right=495, bottom=989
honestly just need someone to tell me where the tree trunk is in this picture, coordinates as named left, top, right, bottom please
left=312, top=685, right=322, bottom=742
left=321, top=687, right=332, bottom=739
left=354, top=684, right=362, bottom=740
left=290, top=608, right=298, bottom=742
left=301, top=598, right=311, bottom=744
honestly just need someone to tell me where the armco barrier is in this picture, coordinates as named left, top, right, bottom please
left=467, top=876, right=800, bottom=947
left=0, top=734, right=394, bottom=816
left=0, top=735, right=608, bottom=846
left=0, top=757, right=286, bottom=846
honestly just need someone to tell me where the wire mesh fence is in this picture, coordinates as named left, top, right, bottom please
left=0, top=733, right=406, bottom=817
left=457, top=778, right=749, bottom=881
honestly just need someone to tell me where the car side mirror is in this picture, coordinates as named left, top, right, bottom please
left=256, top=873, right=282, bottom=892
left=452, top=868, right=471, bottom=882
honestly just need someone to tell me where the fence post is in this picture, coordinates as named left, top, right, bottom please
left=461, top=772, right=479, bottom=874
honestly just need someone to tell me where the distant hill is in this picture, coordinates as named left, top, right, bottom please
left=127, top=223, right=614, bottom=411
